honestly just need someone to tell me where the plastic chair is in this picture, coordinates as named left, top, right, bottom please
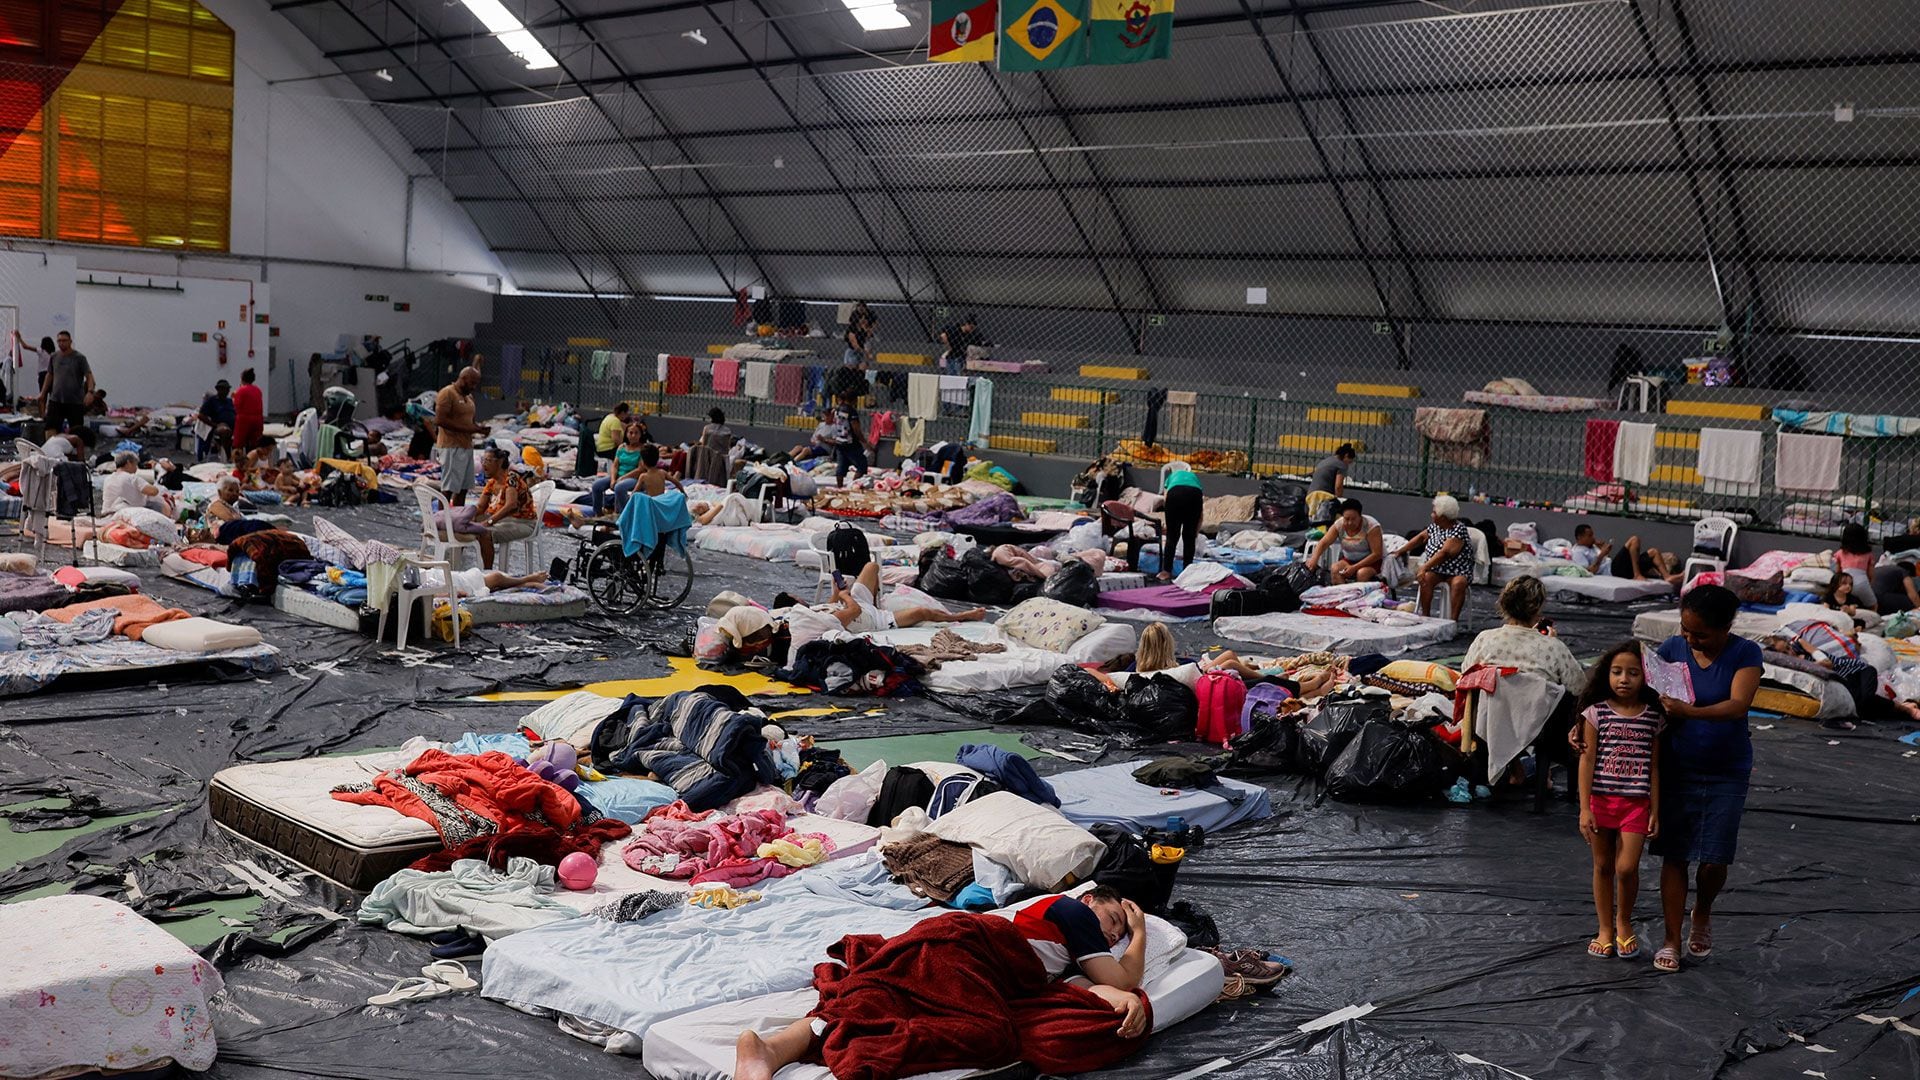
left=499, top=480, right=555, bottom=577
left=1682, top=515, right=1739, bottom=584
left=376, top=554, right=461, bottom=651
left=808, top=531, right=839, bottom=602
left=1158, top=460, right=1191, bottom=493
left=413, top=480, right=480, bottom=570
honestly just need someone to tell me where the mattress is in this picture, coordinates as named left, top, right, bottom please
left=641, top=947, right=1224, bottom=1080
left=967, top=358, right=1049, bottom=374
left=1096, top=572, right=1147, bottom=592
left=163, top=552, right=235, bottom=595
left=269, top=582, right=590, bottom=633
left=210, top=749, right=440, bottom=889
left=1632, top=608, right=1785, bottom=645
left=1463, top=390, right=1612, bottom=412
left=82, top=539, right=161, bottom=566
left=0, top=570, right=70, bottom=614
left=274, top=582, right=362, bottom=629
left=0, top=895, right=225, bottom=1077
left=864, top=622, right=1136, bottom=693
left=692, top=524, right=816, bottom=563
left=1098, top=578, right=1242, bottom=617
left=1213, top=611, right=1459, bottom=656
left=1542, top=575, right=1673, bottom=602
left=1049, top=761, right=1274, bottom=835
left=0, top=638, right=282, bottom=697
left=1490, top=556, right=1581, bottom=584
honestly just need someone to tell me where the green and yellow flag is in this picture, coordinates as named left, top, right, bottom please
left=930, top=0, right=997, bottom=63
left=1089, top=0, right=1173, bottom=64
left=999, top=0, right=1089, bottom=71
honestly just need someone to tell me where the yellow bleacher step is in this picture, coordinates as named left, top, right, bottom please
left=1337, top=382, right=1420, bottom=399
left=649, top=381, right=662, bottom=393
left=1079, top=364, right=1150, bottom=380
left=521, top=368, right=542, bottom=382
left=483, top=385, right=503, bottom=398
left=784, top=415, right=816, bottom=429
left=1277, top=435, right=1366, bottom=454
left=1650, top=464, right=1700, bottom=486
left=1638, top=495, right=1695, bottom=511
left=1666, top=399, right=1767, bottom=421
left=1306, top=407, right=1391, bottom=427
left=706, top=344, right=730, bottom=355
left=1052, top=387, right=1120, bottom=405
left=1020, top=411, right=1091, bottom=429
left=989, top=434, right=1057, bottom=454
left=875, top=353, right=932, bottom=367
left=1655, top=431, right=1699, bottom=450
left=568, top=337, right=609, bottom=347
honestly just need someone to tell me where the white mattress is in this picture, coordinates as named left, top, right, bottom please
left=1633, top=608, right=1787, bottom=645
left=861, top=622, right=1137, bottom=693
left=162, top=553, right=233, bottom=595
left=1543, top=575, right=1673, bottom=602
left=1490, top=556, right=1580, bottom=584
left=83, top=539, right=161, bottom=566
left=641, top=947, right=1225, bottom=1080
left=212, top=749, right=436, bottom=852
left=1213, top=611, right=1459, bottom=656
left=274, top=582, right=361, bottom=629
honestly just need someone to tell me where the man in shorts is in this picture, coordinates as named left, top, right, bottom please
left=434, top=366, right=488, bottom=504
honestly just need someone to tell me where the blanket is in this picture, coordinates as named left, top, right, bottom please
left=589, top=687, right=783, bottom=811
left=618, top=489, right=692, bottom=558
left=621, top=801, right=827, bottom=887
left=42, top=593, right=189, bottom=641
left=1413, top=407, right=1491, bottom=468
left=228, top=528, right=312, bottom=596
left=806, top=912, right=1148, bottom=1080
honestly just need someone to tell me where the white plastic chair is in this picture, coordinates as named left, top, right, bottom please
left=725, top=474, right=766, bottom=526
left=413, top=480, right=480, bottom=570
left=376, top=554, right=461, bottom=651
left=499, top=480, right=555, bottom=576
left=1158, top=460, right=1191, bottom=494
left=1683, top=515, right=1739, bottom=584
left=807, top=531, right=839, bottom=602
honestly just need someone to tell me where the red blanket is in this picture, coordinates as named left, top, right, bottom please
left=807, top=913, right=1150, bottom=1080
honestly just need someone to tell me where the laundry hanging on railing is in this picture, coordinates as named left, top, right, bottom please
left=1412, top=407, right=1490, bottom=468
left=712, top=359, right=741, bottom=396
left=1697, top=427, right=1762, bottom=497
left=1583, top=419, right=1618, bottom=483
left=1775, top=433, right=1843, bottom=494
left=774, top=364, right=804, bottom=406
left=500, top=344, right=523, bottom=402
left=744, top=361, right=773, bottom=401
left=1771, top=408, right=1920, bottom=438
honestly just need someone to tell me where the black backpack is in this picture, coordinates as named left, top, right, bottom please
left=315, top=469, right=362, bottom=508
left=826, top=522, right=871, bottom=577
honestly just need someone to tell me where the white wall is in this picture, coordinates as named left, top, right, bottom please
left=0, top=250, right=78, bottom=400
left=71, top=272, right=267, bottom=408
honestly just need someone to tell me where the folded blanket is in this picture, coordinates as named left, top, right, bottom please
left=1413, top=407, right=1491, bottom=468
left=41, top=594, right=189, bottom=640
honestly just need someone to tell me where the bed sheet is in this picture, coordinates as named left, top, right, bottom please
left=1462, top=391, right=1612, bottom=412
left=481, top=857, right=940, bottom=1040
left=691, top=525, right=815, bottom=563
left=1213, top=611, right=1459, bottom=656
left=1098, top=578, right=1242, bottom=617
left=863, top=622, right=1135, bottom=693
left=0, top=638, right=282, bottom=696
left=1544, top=575, right=1673, bottom=602
left=0, top=895, right=224, bottom=1077
left=1049, top=761, right=1273, bottom=834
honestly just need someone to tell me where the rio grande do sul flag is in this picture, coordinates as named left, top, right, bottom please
left=1089, top=0, right=1172, bottom=64
left=999, top=0, right=1089, bottom=71
left=930, top=0, right=997, bottom=63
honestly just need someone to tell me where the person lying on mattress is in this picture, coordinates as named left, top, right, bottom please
left=771, top=560, right=986, bottom=657
left=734, top=886, right=1152, bottom=1080
left=1570, top=524, right=1682, bottom=585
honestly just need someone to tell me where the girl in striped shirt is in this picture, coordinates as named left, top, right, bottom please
left=1577, top=641, right=1665, bottom=961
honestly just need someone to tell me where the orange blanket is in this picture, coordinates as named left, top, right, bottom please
left=43, top=594, right=191, bottom=640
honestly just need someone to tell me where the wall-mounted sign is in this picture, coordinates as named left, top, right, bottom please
left=270, top=327, right=280, bottom=337
left=1147, top=314, right=1167, bottom=327
left=191, top=332, right=208, bottom=342
left=394, top=302, right=411, bottom=312
left=255, top=313, right=268, bottom=324
left=365, top=294, right=389, bottom=302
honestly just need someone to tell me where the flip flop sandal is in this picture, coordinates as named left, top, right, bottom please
left=1653, top=947, right=1681, bottom=973
left=422, top=959, right=479, bottom=991
left=367, top=976, right=456, bottom=1007
left=1587, top=937, right=1616, bottom=958
left=1687, top=924, right=1713, bottom=958
left=1615, top=934, right=1642, bottom=960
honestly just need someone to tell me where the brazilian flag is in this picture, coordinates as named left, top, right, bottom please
left=931, top=0, right=997, bottom=63
left=999, top=0, right=1089, bottom=71
left=1089, top=0, right=1173, bottom=64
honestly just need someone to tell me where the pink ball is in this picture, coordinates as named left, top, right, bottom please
left=557, top=851, right=598, bottom=891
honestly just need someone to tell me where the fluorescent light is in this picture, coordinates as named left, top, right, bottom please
left=456, top=0, right=558, bottom=69
left=843, top=0, right=911, bottom=31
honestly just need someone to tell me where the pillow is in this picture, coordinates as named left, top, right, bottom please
left=140, top=617, right=263, bottom=653
left=1063, top=621, right=1137, bottom=665
left=926, top=791, right=1104, bottom=890
left=998, top=596, right=1106, bottom=653
left=291, top=531, right=350, bottom=568
left=1378, top=659, right=1459, bottom=692
left=52, top=565, right=141, bottom=590
left=578, top=777, right=679, bottom=824
left=111, top=506, right=179, bottom=545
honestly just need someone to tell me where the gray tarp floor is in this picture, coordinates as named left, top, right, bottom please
left=3, top=499, right=1917, bottom=1080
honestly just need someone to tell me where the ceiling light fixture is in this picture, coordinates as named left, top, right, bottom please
left=682, top=29, right=708, bottom=45
left=373, top=68, right=394, bottom=82
left=455, top=0, right=559, bottom=69
left=842, top=0, right=911, bottom=32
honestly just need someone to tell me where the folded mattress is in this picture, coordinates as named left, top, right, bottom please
left=641, top=945, right=1224, bottom=1080
left=1049, top=761, right=1274, bottom=835
left=1463, top=390, right=1611, bottom=412
left=1213, top=611, right=1459, bottom=656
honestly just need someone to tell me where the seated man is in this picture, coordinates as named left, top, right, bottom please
left=100, top=452, right=175, bottom=515
left=772, top=559, right=985, bottom=656
left=735, top=886, right=1150, bottom=1080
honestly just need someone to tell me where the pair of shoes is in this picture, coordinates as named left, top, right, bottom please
left=366, top=960, right=480, bottom=1006
left=428, top=930, right=485, bottom=959
left=1215, top=973, right=1260, bottom=1001
left=1204, top=947, right=1290, bottom=988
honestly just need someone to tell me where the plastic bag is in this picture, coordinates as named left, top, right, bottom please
left=1123, top=673, right=1199, bottom=743
left=919, top=554, right=971, bottom=600
left=1297, top=693, right=1389, bottom=773
left=1224, top=713, right=1304, bottom=776
left=692, top=618, right=731, bottom=664
left=1043, top=664, right=1129, bottom=730
left=962, top=547, right=1018, bottom=606
left=1089, top=823, right=1179, bottom=913
left=1059, top=521, right=1106, bottom=555
left=813, top=759, right=889, bottom=821
left=1324, top=720, right=1450, bottom=803
left=1041, top=560, right=1100, bottom=609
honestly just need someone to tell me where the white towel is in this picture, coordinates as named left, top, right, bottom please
left=743, top=361, right=773, bottom=401
left=1775, top=432, right=1843, bottom=493
left=1612, top=422, right=1656, bottom=486
left=906, top=372, right=941, bottom=421
left=938, top=374, right=971, bottom=411
left=608, top=351, right=627, bottom=382
left=1698, top=427, right=1762, bottom=495
left=656, top=353, right=670, bottom=382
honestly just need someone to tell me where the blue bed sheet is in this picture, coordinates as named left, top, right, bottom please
left=1049, top=761, right=1273, bottom=835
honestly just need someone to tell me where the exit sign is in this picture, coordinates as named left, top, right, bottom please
left=1373, top=322, right=1391, bottom=335
left=191, top=332, right=207, bottom=342
left=365, top=294, right=389, bottom=302
left=1147, top=314, right=1167, bottom=327
left=255, top=313, right=268, bottom=324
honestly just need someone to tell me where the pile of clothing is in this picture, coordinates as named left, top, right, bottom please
left=588, top=686, right=784, bottom=810
left=621, top=800, right=834, bottom=887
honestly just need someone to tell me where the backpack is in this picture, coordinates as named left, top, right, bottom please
left=1088, top=824, right=1180, bottom=913
left=316, top=469, right=362, bottom=508
left=926, top=772, right=1002, bottom=819
left=1194, top=670, right=1249, bottom=746
left=1241, top=682, right=1292, bottom=730
left=826, top=522, right=871, bottom=577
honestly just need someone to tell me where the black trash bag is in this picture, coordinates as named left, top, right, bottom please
left=1089, top=823, right=1180, bottom=913
left=1037, top=664, right=1129, bottom=731
left=1123, top=673, right=1199, bottom=743
left=919, top=554, right=971, bottom=600
left=1163, top=900, right=1221, bottom=950
left=1297, top=693, right=1390, bottom=774
left=1009, top=578, right=1044, bottom=605
left=1040, top=560, right=1100, bottom=609
left=1324, top=719, right=1452, bottom=804
left=1224, top=712, right=1305, bottom=776
left=1276, top=560, right=1322, bottom=597
left=962, top=547, right=1018, bottom=607
left=1255, top=478, right=1306, bottom=531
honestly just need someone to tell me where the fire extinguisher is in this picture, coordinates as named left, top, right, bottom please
left=214, top=332, right=228, bottom=366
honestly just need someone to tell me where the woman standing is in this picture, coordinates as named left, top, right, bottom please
left=1158, top=466, right=1203, bottom=581
left=1404, top=494, right=1475, bottom=620
left=1585, top=584, right=1760, bottom=973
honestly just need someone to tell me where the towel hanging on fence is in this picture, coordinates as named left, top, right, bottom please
left=907, top=373, right=941, bottom=420
left=1698, top=427, right=1762, bottom=495
left=1774, top=433, right=1843, bottom=493
left=744, top=361, right=774, bottom=401
left=968, top=377, right=994, bottom=444
left=694, top=355, right=715, bottom=378
left=657, top=353, right=671, bottom=384
left=1166, top=390, right=1197, bottom=438
left=1611, top=422, right=1656, bottom=486
left=712, top=359, right=741, bottom=396
left=774, top=363, right=804, bottom=406
left=1413, top=406, right=1491, bottom=468
left=591, top=350, right=610, bottom=379
left=665, top=355, right=694, bottom=397
left=1142, top=387, right=1167, bottom=447
left=608, top=351, right=628, bottom=384
left=938, top=375, right=970, bottom=413
left=896, top=417, right=927, bottom=457
left=500, top=344, right=523, bottom=403
left=804, top=366, right=826, bottom=411
left=1583, top=419, right=1619, bottom=483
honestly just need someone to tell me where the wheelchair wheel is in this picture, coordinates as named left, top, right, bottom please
left=639, top=546, right=696, bottom=610
left=584, top=539, right=646, bottom=615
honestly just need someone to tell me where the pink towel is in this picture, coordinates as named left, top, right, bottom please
left=1584, top=419, right=1618, bottom=483
left=712, top=359, right=741, bottom=396
left=774, top=363, right=804, bottom=406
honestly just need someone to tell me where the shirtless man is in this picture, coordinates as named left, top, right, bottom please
left=433, top=366, right=489, bottom=506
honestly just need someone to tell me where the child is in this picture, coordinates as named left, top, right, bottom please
left=1577, top=641, right=1664, bottom=966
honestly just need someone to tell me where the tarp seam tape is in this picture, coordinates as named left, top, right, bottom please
left=1297, top=1002, right=1376, bottom=1033
left=1160, top=1058, right=1233, bottom=1080
left=1458, top=1053, right=1540, bottom=1079
left=1857, top=1013, right=1920, bottom=1037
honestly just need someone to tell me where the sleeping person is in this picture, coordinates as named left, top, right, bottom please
left=772, top=559, right=985, bottom=656
left=734, top=886, right=1151, bottom=1080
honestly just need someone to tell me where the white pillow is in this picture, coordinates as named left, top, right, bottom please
left=1064, top=621, right=1138, bottom=665
left=926, top=791, right=1103, bottom=891
left=111, top=506, right=180, bottom=545
left=140, top=617, right=263, bottom=653
left=997, top=596, right=1106, bottom=653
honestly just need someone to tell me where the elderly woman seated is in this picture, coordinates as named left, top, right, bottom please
left=1461, top=575, right=1587, bottom=690
left=1404, top=494, right=1475, bottom=620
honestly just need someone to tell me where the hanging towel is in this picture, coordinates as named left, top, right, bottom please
left=1412, top=407, right=1491, bottom=468
left=1775, top=432, right=1844, bottom=493
left=774, top=363, right=804, bottom=406
left=1142, top=387, right=1168, bottom=447
left=500, top=344, right=523, bottom=403
left=896, top=417, right=927, bottom=457
left=1583, top=419, right=1619, bottom=483
left=694, top=355, right=715, bottom=378
left=657, top=353, right=671, bottom=384
left=803, top=366, right=826, bottom=411
left=744, top=361, right=773, bottom=401
left=938, top=375, right=970, bottom=413
left=712, top=359, right=741, bottom=396
left=591, top=350, right=610, bottom=379
left=907, top=372, right=941, bottom=421
left=1166, top=390, right=1197, bottom=438
left=1612, top=421, right=1656, bottom=486
left=1698, top=427, right=1762, bottom=495
left=608, top=351, right=628, bottom=384
left=666, top=355, right=694, bottom=396
left=968, top=377, right=994, bottom=444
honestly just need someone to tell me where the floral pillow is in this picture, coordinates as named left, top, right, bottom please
left=998, top=597, right=1106, bottom=653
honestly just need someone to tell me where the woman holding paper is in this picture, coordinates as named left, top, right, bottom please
left=1641, top=584, right=1761, bottom=973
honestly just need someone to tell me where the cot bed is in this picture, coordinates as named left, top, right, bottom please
left=1213, top=610, right=1459, bottom=656
left=1048, top=760, right=1274, bottom=834
left=0, top=636, right=282, bottom=697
